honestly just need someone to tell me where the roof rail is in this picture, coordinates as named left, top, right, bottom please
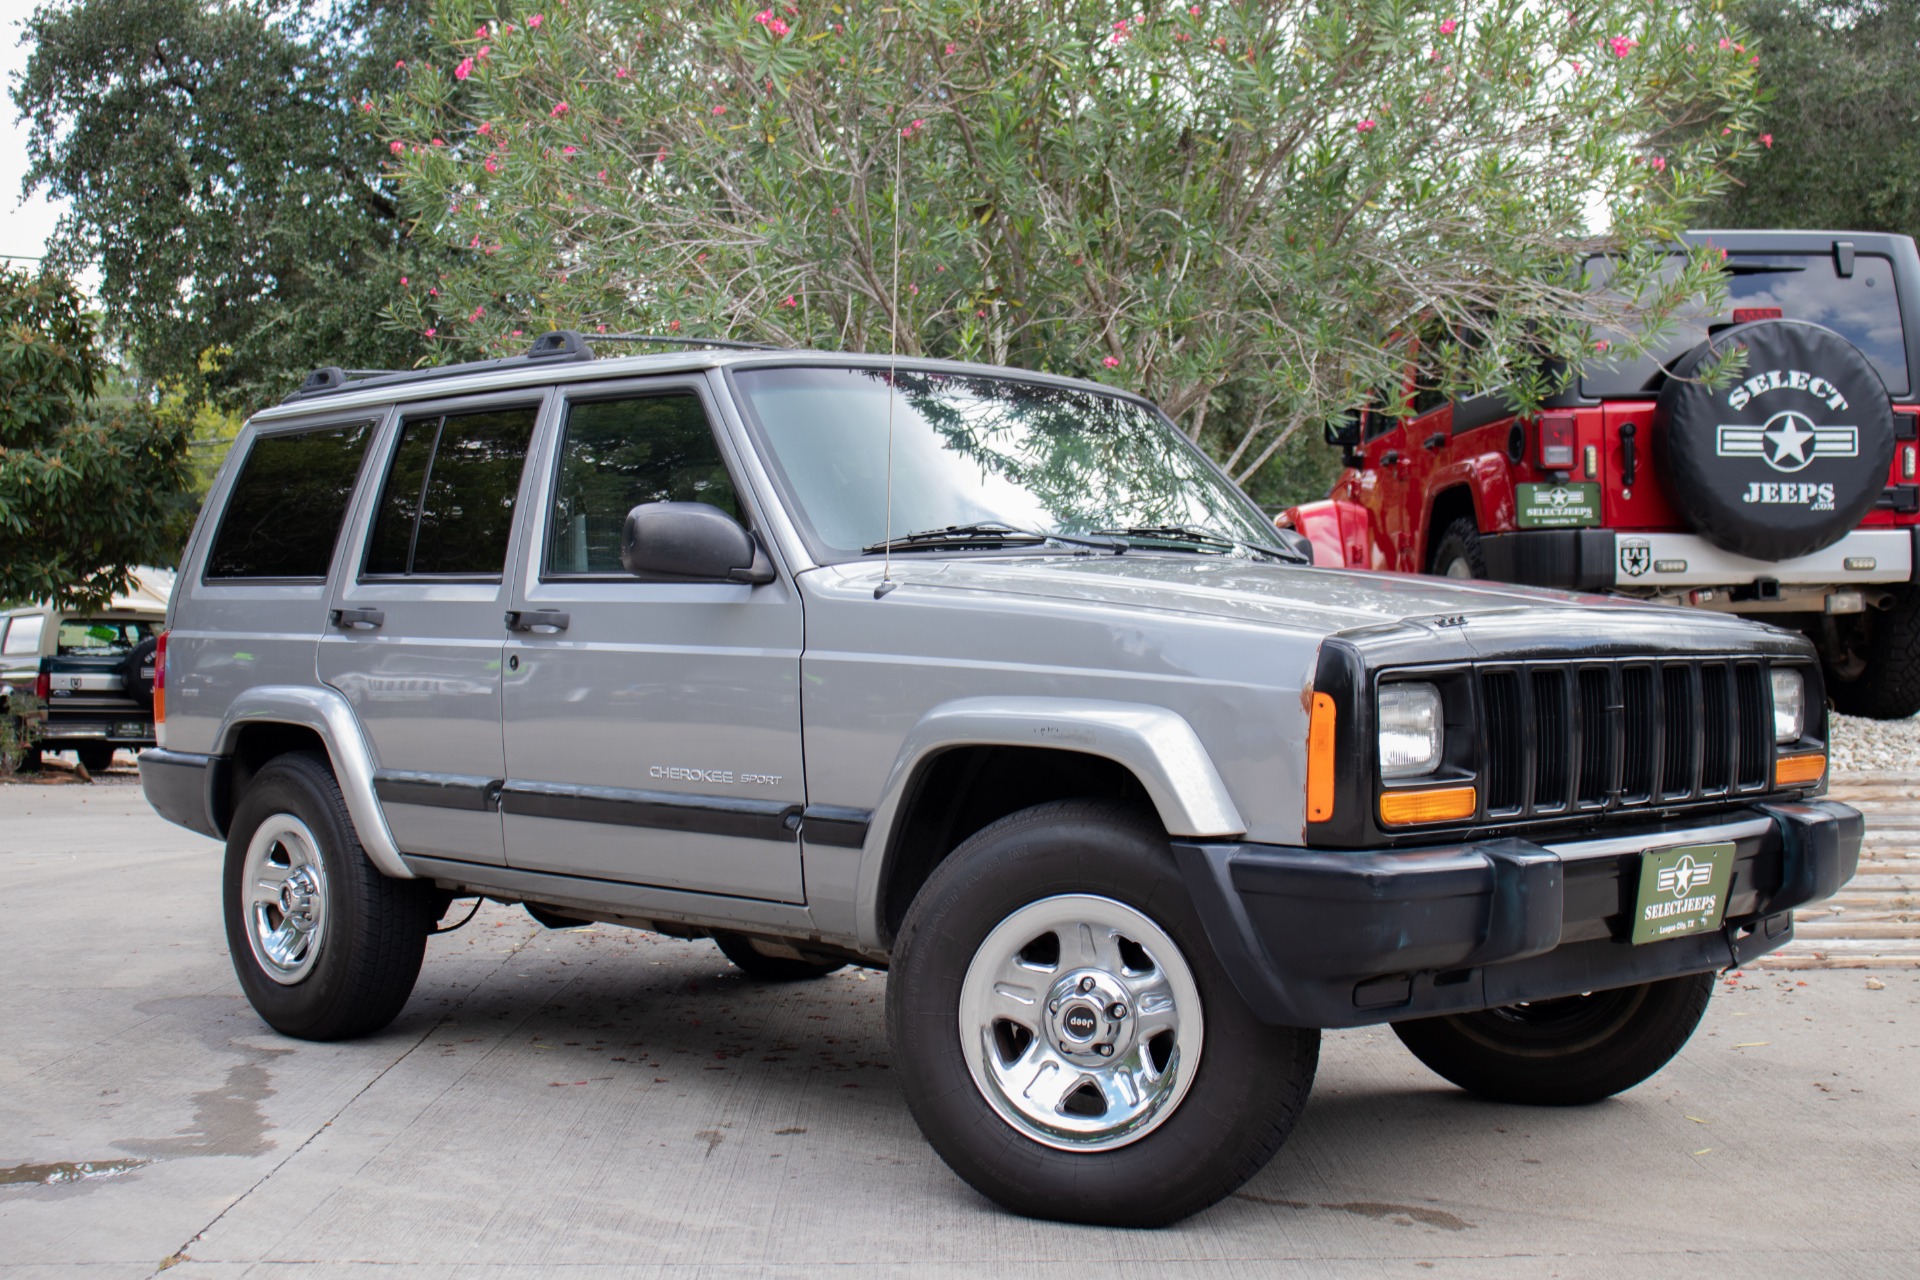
left=592, top=333, right=784, bottom=352
left=281, top=329, right=600, bottom=404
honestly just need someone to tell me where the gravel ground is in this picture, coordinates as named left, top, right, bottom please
left=1828, top=710, right=1920, bottom=774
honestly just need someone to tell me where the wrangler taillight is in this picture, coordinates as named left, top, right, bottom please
left=154, top=630, right=168, bottom=734
left=1537, top=413, right=1576, bottom=470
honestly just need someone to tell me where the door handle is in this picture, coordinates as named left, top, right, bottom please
left=505, top=609, right=571, bottom=634
left=330, top=608, right=385, bottom=630
left=1422, top=432, right=1447, bottom=451
left=1380, top=450, right=1402, bottom=466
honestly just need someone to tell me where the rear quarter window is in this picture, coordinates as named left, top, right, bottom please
left=2, top=615, right=44, bottom=657
left=205, top=422, right=375, bottom=580
left=55, top=619, right=158, bottom=656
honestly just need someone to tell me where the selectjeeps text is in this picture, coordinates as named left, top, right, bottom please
left=140, top=333, right=1861, bottom=1225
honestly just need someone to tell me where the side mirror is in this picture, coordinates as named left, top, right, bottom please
left=620, top=502, right=776, bottom=585
left=1323, top=410, right=1363, bottom=448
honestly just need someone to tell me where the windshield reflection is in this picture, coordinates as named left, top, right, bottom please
left=732, top=367, right=1279, bottom=560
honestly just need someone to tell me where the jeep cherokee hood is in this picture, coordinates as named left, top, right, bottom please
left=811, top=554, right=1761, bottom=642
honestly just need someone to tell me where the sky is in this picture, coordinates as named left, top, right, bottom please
left=1, top=0, right=66, bottom=272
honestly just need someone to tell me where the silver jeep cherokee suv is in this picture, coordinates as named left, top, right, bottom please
left=141, top=333, right=1861, bottom=1225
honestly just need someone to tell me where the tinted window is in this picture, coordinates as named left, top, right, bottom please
left=365, top=407, right=537, bottom=577
left=546, top=395, right=741, bottom=576
left=56, top=619, right=158, bottom=656
left=2, top=615, right=42, bottom=657
left=1583, top=252, right=1909, bottom=397
left=205, top=424, right=372, bottom=579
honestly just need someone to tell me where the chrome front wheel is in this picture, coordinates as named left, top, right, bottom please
left=958, top=894, right=1202, bottom=1151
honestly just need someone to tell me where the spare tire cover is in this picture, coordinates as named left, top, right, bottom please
left=120, top=636, right=158, bottom=705
left=1655, top=320, right=1894, bottom=562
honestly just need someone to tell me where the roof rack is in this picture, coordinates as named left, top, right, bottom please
left=281, top=329, right=781, bottom=403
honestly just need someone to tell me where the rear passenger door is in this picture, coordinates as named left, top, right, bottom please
left=318, top=395, right=544, bottom=866
left=498, top=379, right=807, bottom=902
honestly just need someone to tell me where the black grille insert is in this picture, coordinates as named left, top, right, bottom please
left=1475, top=657, right=1773, bottom=824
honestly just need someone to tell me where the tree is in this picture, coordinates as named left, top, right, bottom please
left=378, top=0, right=1763, bottom=498
left=12, top=0, right=438, bottom=410
left=1708, top=1, right=1920, bottom=233
left=0, top=268, right=193, bottom=609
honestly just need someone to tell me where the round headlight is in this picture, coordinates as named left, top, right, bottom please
left=1378, top=682, right=1444, bottom=779
left=1770, top=668, right=1805, bottom=744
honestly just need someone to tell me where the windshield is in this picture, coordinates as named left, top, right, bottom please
left=730, top=366, right=1282, bottom=560
left=1583, top=252, right=1909, bottom=397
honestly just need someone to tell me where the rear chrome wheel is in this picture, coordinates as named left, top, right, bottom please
left=242, top=813, right=329, bottom=984
left=958, top=894, right=1201, bottom=1152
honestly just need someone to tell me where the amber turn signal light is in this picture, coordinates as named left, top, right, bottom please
left=1307, top=692, right=1337, bottom=822
left=1379, top=785, right=1477, bottom=826
left=1774, top=753, right=1826, bottom=786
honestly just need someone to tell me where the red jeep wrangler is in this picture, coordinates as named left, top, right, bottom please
left=1284, top=230, right=1920, bottom=720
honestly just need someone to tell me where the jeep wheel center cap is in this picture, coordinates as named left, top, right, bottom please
left=1654, top=319, right=1895, bottom=563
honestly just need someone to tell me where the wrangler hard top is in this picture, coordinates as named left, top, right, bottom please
left=140, top=333, right=1860, bottom=1226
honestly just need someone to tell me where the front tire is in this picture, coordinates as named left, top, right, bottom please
left=887, top=800, right=1319, bottom=1226
left=223, top=751, right=435, bottom=1041
left=1391, top=972, right=1715, bottom=1106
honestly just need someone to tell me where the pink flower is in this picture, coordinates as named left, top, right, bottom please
left=528, top=13, right=543, bottom=28
left=424, top=327, right=436, bottom=337
left=478, top=121, right=493, bottom=135
left=400, top=276, right=409, bottom=285
left=395, top=59, right=406, bottom=69
left=1718, top=37, right=1731, bottom=50
left=596, top=168, right=606, bottom=181
left=470, top=234, right=482, bottom=247
left=899, top=118, right=924, bottom=139
left=1608, top=35, right=1637, bottom=58
left=1571, top=59, right=1583, bottom=73
left=390, top=140, right=405, bottom=154
left=1760, top=133, right=1773, bottom=148
left=753, top=8, right=773, bottom=24
left=550, top=101, right=569, bottom=116
left=455, top=57, right=474, bottom=80
left=711, top=105, right=727, bottom=115
left=779, top=294, right=798, bottom=308
left=1649, top=155, right=1666, bottom=170
left=1356, top=118, right=1377, bottom=132
left=1189, top=4, right=1201, bottom=13
left=429, top=287, right=438, bottom=296
left=668, top=320, right=681, bottom=332
left=1750, top=54, right=1759, bottom=65
left=1102, top=356, right=1121, bottom=368
left=431, top=137, right=446, bottom=147
left=513, top=329, right=523, bottom=336
left=475, top=25, right=489, bottom=38
left=615, top=67, right=630, bottom=78
left=769, top=17, right=789, bottom=35
left=1594, top=340, right=1609, bottom=353
left=944, top=42, right=957, bottom=54
left=359, top=99, right=373, bottom=113
left=478, top=45, right=491, bottom=58
left=976, top=309, right=987, bottom=318
left=469, top=306, right=486, bottom=321
left=484, top=156, right=499, bottom=172
left=563, top=145, right=577, bottom=155
left=1439, top=18, right=1456, bottom=35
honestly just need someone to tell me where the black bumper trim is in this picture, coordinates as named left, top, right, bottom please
left=138, top=748, right=222, bottom=841
left=1176, top=798, right=1862, bottom=1029
left=1480, top=528, right=1617, bottom=592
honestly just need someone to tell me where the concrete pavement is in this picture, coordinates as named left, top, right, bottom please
left=3, top=776, right=1917, bottom=1279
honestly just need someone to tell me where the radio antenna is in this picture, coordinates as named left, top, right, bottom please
left=876, top=125, right=902, bottom=600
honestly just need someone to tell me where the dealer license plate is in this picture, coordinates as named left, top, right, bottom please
left=1515, top=481, right=1601, bottom=529
left=114, top=721, right=153, bottom=739
left=1630, top=842, right=1735, bottom=945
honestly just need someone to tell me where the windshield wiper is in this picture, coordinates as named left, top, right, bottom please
left=861, top=523, right=1125, bottom=555
left=1088, top=525, right=1306, bottom=563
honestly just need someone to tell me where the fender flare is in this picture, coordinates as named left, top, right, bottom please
left=852, top=697, right=1245, bottom=952
left=214, top=685, right=413, bottom=880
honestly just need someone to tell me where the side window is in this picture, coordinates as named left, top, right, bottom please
left=365, top=406, right=538, bottom=578
left=204, top=423, right=373, bottom=579
left=56, top=620, right=158, bottom=656
left=2, top=616, right=42, bottom=657
left=545, top=394, right=741, bottom=576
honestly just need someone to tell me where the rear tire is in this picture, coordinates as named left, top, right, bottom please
left=75, top=743, right=117, bottom=774
left=887, top=799, right=1319, bottom=1226
left=1428, top=517, right=1487, bottom=579
left=1821, top=585, right=1920, bottom=720
left=712, top=931, right=845, bottom=981
left=223, top=751, right=435, bottom=1041
left=1391, top=972, right=1715, bottom=1106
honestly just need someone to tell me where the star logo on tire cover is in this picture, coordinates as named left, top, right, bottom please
left=1716, top=410, right=1859, bottom=474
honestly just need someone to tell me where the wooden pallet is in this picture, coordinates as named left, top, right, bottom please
left=1752, top=771, right=1920, bottom=970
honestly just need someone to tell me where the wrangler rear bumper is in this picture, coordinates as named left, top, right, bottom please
left=1483, top=527, right=1918, bottom=592
left=1175, top=799, right=1861, bottom=1029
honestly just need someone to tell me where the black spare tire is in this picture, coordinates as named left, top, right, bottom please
left=120, top=636, right=158, bottom=706
left=1655, top=320, right=1894, bottom=562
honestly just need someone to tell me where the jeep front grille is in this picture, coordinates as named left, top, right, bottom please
left=1477, top=659, right=1771, bottom=819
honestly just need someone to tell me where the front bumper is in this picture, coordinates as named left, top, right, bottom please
left=1175, top=799, right=1861, bottom=1029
